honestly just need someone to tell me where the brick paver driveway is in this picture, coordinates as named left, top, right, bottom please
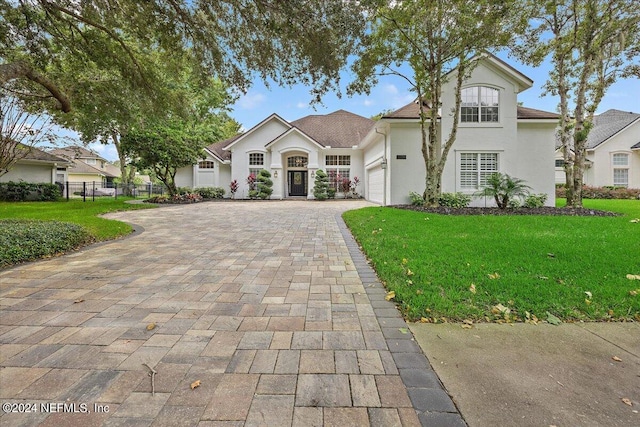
left=0, top=200, right=463, bottom=426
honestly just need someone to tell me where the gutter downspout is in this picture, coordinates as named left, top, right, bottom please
left=375, top=128, right=388, bottom=206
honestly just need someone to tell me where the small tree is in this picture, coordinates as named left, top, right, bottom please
left=229, top=179, right=238, bottom=199
left=256, top=169, right=273, bottom=200
left=313, top=169, right=329, bottom=200
left=247, top=173, right=257, bottom=199
left=476, top=173, right=531, bottom=209
left=351, top=176, right=361, bottom=198
left=339, top=176, right=351, bottom=199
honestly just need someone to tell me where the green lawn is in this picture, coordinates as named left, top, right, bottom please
left=0, top=198, right=155, bottom=240
left=343, top=199, right=640, bottom=323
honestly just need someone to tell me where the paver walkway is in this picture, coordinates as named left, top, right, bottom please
left=0, top=201, right=464, bottom=426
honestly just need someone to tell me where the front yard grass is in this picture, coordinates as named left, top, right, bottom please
left=343, top=199, right=640, bottom=323
left=0, top=198, right=156, bottom=268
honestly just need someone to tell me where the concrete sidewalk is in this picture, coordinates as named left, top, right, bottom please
left=0, top=200, right=463, bottom=426
left=410, top=322, right=640, bottom=427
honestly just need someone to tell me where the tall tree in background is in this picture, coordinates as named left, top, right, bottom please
left=1, top=0, right=366, bottom=112
left=0, top=92, right=57, bottom=177
left=513, top=0, right=639, bottom=207
left=350, top=0, right=526, bottom=206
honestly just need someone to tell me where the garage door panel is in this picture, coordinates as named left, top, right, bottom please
left=368, top=167, right=383, bottom=204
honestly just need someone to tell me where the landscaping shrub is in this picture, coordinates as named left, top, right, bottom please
left=195, top=187, right=225, bottom=199
left=256, top=169, right=273, bottom=199
left=313, top=169, right=329, bottom=200
left=476, top=173, right=531, bottom=209
left=556, top=185, right=640, bottom=200
left=524, top=193, right=548, bottom=208
left=409, top=191, right=425, bottom=206
left=0, top=181, right=61, bottom=202
left=0, top=219, right=93, bottom=268
left=438, top=192, right=472, bottom=208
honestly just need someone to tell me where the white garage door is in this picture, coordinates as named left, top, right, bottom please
left=367, top=166, right=384, bottom=204
left=197, top=171, right=215, bottom=187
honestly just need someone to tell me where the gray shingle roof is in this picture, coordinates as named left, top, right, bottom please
left=586, top=109, right=640, bottom=149
left=290, top=110, right=375, bottom=148
left=20, top=144, right=70, bottom=163
left=51, top=145, right=107, bottom=161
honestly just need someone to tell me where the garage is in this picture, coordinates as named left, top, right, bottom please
left=367, top=166, right=384, bottom=204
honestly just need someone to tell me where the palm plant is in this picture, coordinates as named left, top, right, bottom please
left=476, top=173, right=531, bottom=209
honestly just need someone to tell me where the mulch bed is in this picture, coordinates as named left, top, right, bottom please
left=394, top=205, right=620, bottom=217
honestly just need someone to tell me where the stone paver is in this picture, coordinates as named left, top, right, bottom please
left=0, top=201, right=462, bottom=426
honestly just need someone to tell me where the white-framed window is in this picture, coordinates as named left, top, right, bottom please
left=249, top=168, right=261, bottom=178
left=460, top=152, right=499, bottom=189
left=84, top=158, right=97, bottom=165
left=612, top=153, right=629, bottom=166
left=612, top=153, right=629, bottom=187
left=613, top=169, right=628, bottom=187
left=555, top=159, right=565, bottom=168
left=461, top=86, right=500, bottom=123
left=326, top=155, right=351, bottom=166
left=198, top=160, right=215, bottom=169
left=249, top=153, right=264, bottom=166
left=326, top=155, right=351, bottom=190
left=287, top=156, right=308, bottom=168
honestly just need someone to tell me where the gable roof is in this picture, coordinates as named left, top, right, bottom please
left=206, top=135, right=239, bottom=161
left=19, top=144, right=70, bottom=164
left=65, top=158, right=118, bottom=177
left=222, top=113, right=290, bottom=151
left=382, top=100, right=432, bottom=119
left=50, top=145, right=107, bottom=161
left=290, top=110, right=375, bottom=148
left=586, top=109, right=639, bottom=150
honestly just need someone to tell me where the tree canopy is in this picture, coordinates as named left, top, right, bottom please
left=512, top=0, right=640, bottom=207
left=1, top=0, right=367, bottom=113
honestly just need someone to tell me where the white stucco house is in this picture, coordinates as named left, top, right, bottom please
left=0, top=144, right=70, bottom=184
left=555, top=110, right=640, bottom=188
left=176, top=54, right=559, bottom=206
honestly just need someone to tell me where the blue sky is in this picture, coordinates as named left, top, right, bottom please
left=76, top=50, right=639, bottom=161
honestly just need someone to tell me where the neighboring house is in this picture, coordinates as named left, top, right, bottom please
left=50, top=145, right=120, bottom=186
left=555, top=110, right=640, bottom=188
left=0, top=144, right=70, bottom=184
left=176, top=54, right=559, bottom=206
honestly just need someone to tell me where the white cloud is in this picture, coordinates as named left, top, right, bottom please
left=383, top=84, right=399, bottom=95
left=237, top=92, right=266, bottom=110
left=296, top=102, right=308, bottom=109
left=363, top=99, right=375, bottom=107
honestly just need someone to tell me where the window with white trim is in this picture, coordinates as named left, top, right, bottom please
left=198, top=161, right=215, bottom=169
left=326, top=155, right=351, bottom=166
left=460, top=153, right=499, bottom=189
left=612, top=153, right=629, bottom=187
left=555, top=159, right=565, bottom=168
left=326, top=155, right=351, bottom=190
left=287, top=156, right=308, bottom=168
left=249, top=153, right=264, bottom=166
left=612, top=153, right=629, bottom=166
left=461, top=86, right=499, bottom=123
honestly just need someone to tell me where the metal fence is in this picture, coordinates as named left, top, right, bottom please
left=59, top=181, right=165, bottom=201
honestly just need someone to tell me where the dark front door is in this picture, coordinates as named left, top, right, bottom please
left=288, top=171, right=307, bottom=196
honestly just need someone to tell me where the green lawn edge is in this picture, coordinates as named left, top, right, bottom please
left=343, top=199, right=640, bottom=323
left=0, top=198, right=156, bottom=268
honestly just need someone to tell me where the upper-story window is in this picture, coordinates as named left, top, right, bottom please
left=287, top=156, right=308, bottom=168
left=84, top=158, right=97, bottom=165
left=461, top=86, right=499, bottom=123
left=198, top=161, right=215, bottom=169
left=249, top=153, right=264, bottom=166
left=325, top=155, right=351, bottom=166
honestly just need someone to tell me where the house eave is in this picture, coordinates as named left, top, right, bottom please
left=223, top=113, right=291, bottom=151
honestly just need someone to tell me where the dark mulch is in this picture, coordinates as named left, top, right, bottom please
left=394, top=205, right=620, bottom=217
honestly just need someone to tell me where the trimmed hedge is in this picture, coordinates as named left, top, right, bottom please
left=556, top=185, right=640, bottom=200
left=0, top=181, right=61, bottom=201
left=0, top=219, right=94, bottom=268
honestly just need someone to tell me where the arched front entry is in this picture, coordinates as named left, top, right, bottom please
left=286, top=154, right=308, bottom=197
